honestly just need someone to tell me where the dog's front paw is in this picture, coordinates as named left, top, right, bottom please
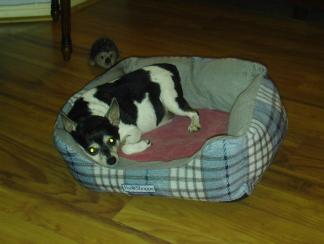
left=138, top=139, right=152, bottom=151
left=188, top=123, right=201, bottom=133
left=144, top=139, right=152, bottom=146
left=188, top=113, right=201, bottom=133
left=122, top=139, right=152, bottom=155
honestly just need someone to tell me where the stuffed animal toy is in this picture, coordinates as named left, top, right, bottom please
left=89, top=37, right=119, bottom=69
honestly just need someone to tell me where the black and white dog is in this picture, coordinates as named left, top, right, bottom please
left=61, top=64, right=201, bottom=166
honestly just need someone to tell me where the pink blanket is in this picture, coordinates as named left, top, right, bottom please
left=119, top=109, right=229, bottom=162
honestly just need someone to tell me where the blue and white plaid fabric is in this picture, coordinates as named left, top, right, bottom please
left=53, top=59, right=287, bottom=202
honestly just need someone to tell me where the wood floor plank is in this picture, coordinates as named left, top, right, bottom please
left=114, top=192, right=324, bottom=243
left=0, top=186, right=166, bottom=243
left=275, top=100, right=324, bottom=181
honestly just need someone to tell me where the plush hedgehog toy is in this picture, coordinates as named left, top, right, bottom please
left=89, top=37, right=119, bottom=69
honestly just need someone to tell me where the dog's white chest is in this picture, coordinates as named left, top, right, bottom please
left=134, top=93, right=157, bottom=133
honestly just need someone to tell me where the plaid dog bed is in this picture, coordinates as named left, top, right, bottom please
left=53, top=57, right=287, bottom=202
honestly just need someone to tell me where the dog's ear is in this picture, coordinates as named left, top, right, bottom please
left=106, top=98, right=120, bottom=126
left=61, top=112, right=77, bottom=132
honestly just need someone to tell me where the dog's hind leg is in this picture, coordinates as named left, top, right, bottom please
left=144, top=64, right=200, bottom=132
left=164, top=96, right=201, bottom=133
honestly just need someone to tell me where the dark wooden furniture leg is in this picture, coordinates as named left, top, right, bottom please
left=51, top=0, right=60, bottom=22
left=51, top=0, right=72, bottom=60
left=60, top=0, right=72, bottom=61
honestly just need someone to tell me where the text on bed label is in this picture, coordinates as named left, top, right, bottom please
left=122, top=184, right=156, bottom=193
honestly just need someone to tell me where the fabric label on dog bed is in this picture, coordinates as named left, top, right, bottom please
left=119, top=109, right=229, bottom=162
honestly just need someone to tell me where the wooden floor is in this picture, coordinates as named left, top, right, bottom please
left=1, top=0, right=324, bottom=243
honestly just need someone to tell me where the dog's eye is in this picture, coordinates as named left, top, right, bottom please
left=107, top=137, right=115, bottom=145
left=88, top=147, right=98, bottom=155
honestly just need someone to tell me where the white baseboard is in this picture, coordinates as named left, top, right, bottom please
left=0, top=0, right=87, bottom=19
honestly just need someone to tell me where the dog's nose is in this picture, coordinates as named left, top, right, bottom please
left=107, top=157, right=117, bottom=165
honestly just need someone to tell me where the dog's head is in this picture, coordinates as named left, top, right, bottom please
left=62, top=98, right=121, bottom=166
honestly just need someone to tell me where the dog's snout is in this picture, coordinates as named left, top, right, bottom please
left=107, top=156, right=117, bottom=165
